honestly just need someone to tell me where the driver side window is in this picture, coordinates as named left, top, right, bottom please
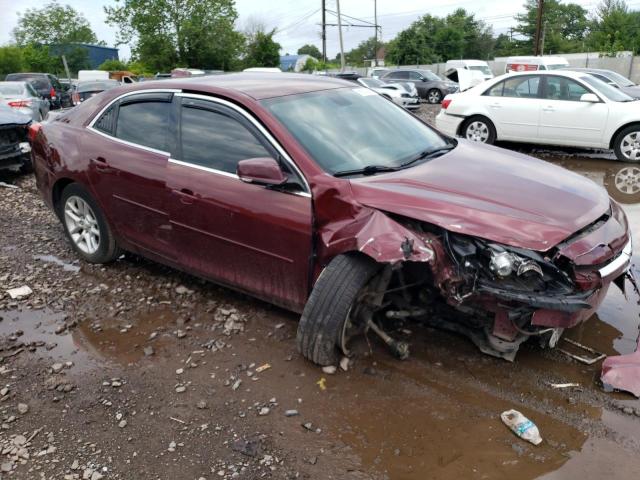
left=180, top=100, right=272, bottom=174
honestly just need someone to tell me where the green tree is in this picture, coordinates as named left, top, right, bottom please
left=99, top=59, right=129, bottom=71
left=587, top=0, right=640, bottom=54
left=105, top=0, right=244, bottom=72
left=0, top=46, right=25, bottom=77
left=514, top=0, right=588, bottom=54
left=342, top=37, right=384, bottom=66
left=297, top=44, right=321, bottom=59
left=13, top=2, right=99, bottom=46
left=244, top=29, right=281, bottom=68
left=386, top=10, right=494, bottom=65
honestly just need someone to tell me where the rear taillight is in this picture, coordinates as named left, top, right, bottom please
left=50, top=87, right=56, bottom=100
left=72, top=92, right=80, bottom=105
left=28, top=123, right=42, bottom=142
left=7, top=100, right=32, bottom=108
left=441, top=98, right=452, bottom=109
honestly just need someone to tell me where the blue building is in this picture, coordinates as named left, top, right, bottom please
left=50, top=43, right=119, bottom=69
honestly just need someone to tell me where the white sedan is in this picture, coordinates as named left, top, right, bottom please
left=435, top=70, right=640, bottom=161
left=357, top=77, right=420, bottom=110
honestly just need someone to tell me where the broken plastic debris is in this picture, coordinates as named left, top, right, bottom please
left=316, top=377, right=327, bottom=391
left=500, top=409, right=542, bottom=445
left=6, top=286, right=32, bottom=300
left=255, top=363, right=271, bottom=373
left=548, top=382, right=580, bottom=389
left=601, top=335, right=640, bottom=398
left=0, top=182, right=18, bottom=189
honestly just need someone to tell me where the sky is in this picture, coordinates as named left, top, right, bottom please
left=0, top=0, right=612, bottom=60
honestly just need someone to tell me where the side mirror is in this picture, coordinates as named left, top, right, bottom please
left=237, top=157, right=287, bottom=186
left=421, top=77, right=427, bottom=82
left=580, top=93, right=600, bottom=103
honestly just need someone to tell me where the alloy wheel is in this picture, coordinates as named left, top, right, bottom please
left=428, top=90, right=442, bottom=104
left=64, top=196, right=101, bottom=255
left=614, top=166, right=640, bottom=195
left=466, top=121, right=490, bottom=143
left=620, top=131, right=640, bottom=161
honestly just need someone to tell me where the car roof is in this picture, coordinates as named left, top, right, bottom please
left=503, top=70, right=588, bottom=80
left=565, top=67, right=612, bottom=74
left=130, top=72, right=353, bottom=100
left=6, top=72, right=48, bottom=77
left=0, top=81, right=28, bottom=86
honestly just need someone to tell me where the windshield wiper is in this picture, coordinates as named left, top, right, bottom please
left=399, top=144, right=455, bottom=168
left=333, top=164, right=399, bottom=177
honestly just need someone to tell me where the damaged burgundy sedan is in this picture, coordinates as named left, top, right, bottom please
left=29, top=73, right=632, bottom=365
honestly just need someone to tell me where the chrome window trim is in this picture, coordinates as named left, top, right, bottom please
left=176, top=92, right=311, bottom=194
left=168, top=157, right=311, bottom=198
left=86, top=88, right=181, bottom=156
left=599, top=239, right=632, bottom=278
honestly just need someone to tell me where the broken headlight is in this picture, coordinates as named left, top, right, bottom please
left=446, top=232, right=572, bottom=293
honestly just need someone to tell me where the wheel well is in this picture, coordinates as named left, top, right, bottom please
left=51, top=178, right=74, bottom=213
left=610, top=122, right=640, bottom=149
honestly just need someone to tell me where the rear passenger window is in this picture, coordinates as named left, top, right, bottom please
left=485, top=76, right=540, bottom=98
left=94, top=105, right=117, bottom=135
left=115, top=101, right=170, bottom=152
left=180, top=103, right=271, bottom=174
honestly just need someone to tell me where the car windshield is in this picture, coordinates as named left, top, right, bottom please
left=580, top=75, right=635, bottom=102
left=419, top=70, right=441, bottom=81
left=262, top=88, right=451, bottom=176
left=0, top=83, right=25, bottom=96
left=546, top=64, right=569, bottom=70
left=77, top=80, right=120, bottom=93
left=360, top=78, right=385, bottom=88
left=602, top=70, right=635, bottom=87
left=469, top=65, right=492, bottom=75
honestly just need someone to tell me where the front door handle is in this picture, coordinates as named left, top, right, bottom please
left=542, top=106, right=555, bottom=112
left=91, top=156, right=112, bottom=172
left=490, top=103, right=502, bottom=109
left=176, top=188, right=196, bottom=205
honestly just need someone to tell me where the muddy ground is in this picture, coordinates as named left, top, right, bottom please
left=0, top=104, right=639, bottom=479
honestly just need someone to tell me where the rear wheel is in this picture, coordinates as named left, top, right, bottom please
left=59, top=183, right=120, bottom=263
left=462, top=115, right=496, bottom=144
left=297, top=254, right=380, bottom=366
left=614, top=125, right=640, bottom=162
left=427, top=89, right=442, bottom=104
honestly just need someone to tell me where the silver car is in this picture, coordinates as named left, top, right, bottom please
left=0, top=81, right=50, bottom=121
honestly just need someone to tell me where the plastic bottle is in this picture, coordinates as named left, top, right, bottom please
left=500, top=409, right=543, bottom=445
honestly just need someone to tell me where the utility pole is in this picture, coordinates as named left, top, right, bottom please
left=540, top=22, right=546, bottom=55
left=321, top=0, right=326, bottom=63
left=336, top=0, right=345, bottom=72
left=533, top=0, right=544, bottom=56
left=374, top=0, right=378, bottom=67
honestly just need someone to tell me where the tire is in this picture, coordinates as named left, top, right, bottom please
left=461, top=115, right=497, bottom=145
left=59, top=183, right=120, bottom=264
left=613, top=124, right=640, bottom=162
left=427, top=89, right=442, bottom=104
left=297, top=254, right=380, bottom=366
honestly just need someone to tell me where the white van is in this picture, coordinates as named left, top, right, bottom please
left=445, top=60, right=493, bottom=80
left=505, top=56, right=569, bottom=73
left=77, top=70, right=109, bottom=81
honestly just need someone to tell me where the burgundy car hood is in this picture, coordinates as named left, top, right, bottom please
left=349, top=141, right=610, bottom=251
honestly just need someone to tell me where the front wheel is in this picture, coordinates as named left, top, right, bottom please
left=297, top=254, right=380, bottom=366
left=461, top=116, right=497, bottom=144
left=614, top=125, right=640, bottom=162
left=59, top=183, right=121, bottom=263
left=427, top=89, right=442, bottom=104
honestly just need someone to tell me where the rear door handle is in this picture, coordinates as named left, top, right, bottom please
left=490, top=103, right=502, bottom=109
left=542, top=106, right=555, bottom=112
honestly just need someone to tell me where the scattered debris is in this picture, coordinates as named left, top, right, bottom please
left=316, top=378, right=327, bottom=391
left=6, top=285, right=32, bottom=300
left=143, top=346, right=155, bottom=356
left=284, top=410, right=299, bottom=417
left=558, top=338, right=606, bottom=365
left=255, top=363, right=271, bottom=373
left=501, top=409, right=542, bottom=445
left=601, top=336, right=640, bottom=398
left=17, top=403, right=29, bottom=414
left=322, top=366, right=337, bottom=375
left=548, top=382, right=580, bottom=389
left=0, top=182, right=18, bottom=189
left=340, top=357, right=350, bottom=372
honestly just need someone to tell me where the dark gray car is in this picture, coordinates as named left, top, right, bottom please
left=381, top=69, right=458, bottom=104
left=565, top=68, right=640, bottom=99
